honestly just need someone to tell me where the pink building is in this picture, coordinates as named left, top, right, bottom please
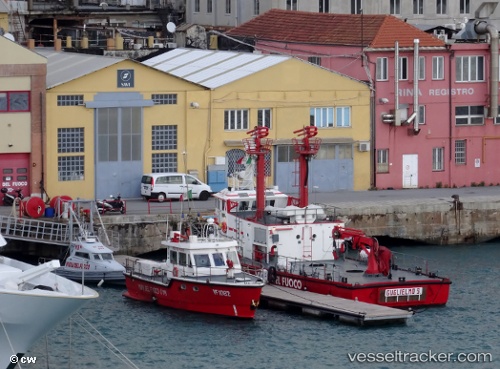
left=227, top=9, right=500, bottom=189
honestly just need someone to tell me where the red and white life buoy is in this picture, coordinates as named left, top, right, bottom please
left=173, top=267, right=179, bottom=277
left=221, top=221, right=227, bottom=233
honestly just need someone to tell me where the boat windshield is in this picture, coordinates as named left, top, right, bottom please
left=193, top=254, right=211, bottom=267
left=213, top=253, right=225, bottom=266
left=101, top=253, right=113, bottom=260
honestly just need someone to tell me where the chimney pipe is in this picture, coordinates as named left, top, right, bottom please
left=474, top=21, right=499, bottom=118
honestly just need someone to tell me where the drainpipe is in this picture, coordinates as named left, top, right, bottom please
left=412, top=39, right=420, bottom=133
left=394, top=41, right=399, bottom=112
left=474, top=21, right=498, bottom=118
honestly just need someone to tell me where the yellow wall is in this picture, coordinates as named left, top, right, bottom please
left=45, top=59, right=205, bottom=199
left=45, top=55, right=371, bottom=199
left=187, top=58, right=371, bottom=190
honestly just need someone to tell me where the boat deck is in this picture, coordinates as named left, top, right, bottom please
left=289, top=257, right=445, bottom=284
left=261, top=285, right=414, bottom=325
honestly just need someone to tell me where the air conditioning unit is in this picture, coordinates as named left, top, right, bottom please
left=358, top=141, right=370, bottom=152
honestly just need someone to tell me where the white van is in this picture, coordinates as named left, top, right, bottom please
left=140, top=173, right=212, bottom=201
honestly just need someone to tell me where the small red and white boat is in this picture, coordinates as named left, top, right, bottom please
left=213, top=126, right=451, bottom=308
left=123, top=218, right=265, bottom=318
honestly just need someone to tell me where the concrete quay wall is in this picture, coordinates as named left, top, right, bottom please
left=330, top=196, right=500, bottom=245
left=100, top=196, right=500, bottom=256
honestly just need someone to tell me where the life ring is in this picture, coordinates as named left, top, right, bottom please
left=221, top=221, right=227, bottom=233
left=173, top=266, right=179, bottom=277
left=268, top=266, right=277, bottom=284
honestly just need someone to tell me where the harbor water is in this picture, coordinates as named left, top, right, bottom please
left=24, top=243, right=499, bottom=369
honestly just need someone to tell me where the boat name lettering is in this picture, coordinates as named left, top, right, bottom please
left=384, top=287, right=423, bottom=297
left=138, top=284, right=167, bottom=295
left=66, top=262, right=90, bottom=270
left=276, top=276, right=303, bottom=290
left=213, top=289, right=231, bottom=297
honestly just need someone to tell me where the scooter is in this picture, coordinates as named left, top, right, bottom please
left=1, top=188, right=24, bottom=206
left=97, top=194, right=126, bottom=214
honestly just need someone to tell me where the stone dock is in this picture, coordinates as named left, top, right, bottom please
left=1, top=186, right=500, bottom=256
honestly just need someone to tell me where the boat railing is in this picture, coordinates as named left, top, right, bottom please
left=125, top=258, right=262, bottom=283
left=390, top=251, right=441, bottom=277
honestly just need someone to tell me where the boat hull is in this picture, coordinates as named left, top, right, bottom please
left=273, top=271, right=451, bottom=308
left=123, top=274, right=262, bottom=318
left=0, top=291, right=95, bottom=369
left=54, top=268, right=125, bottom=285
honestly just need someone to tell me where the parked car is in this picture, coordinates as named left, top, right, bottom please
left=140, top=173, right=212, bottom=201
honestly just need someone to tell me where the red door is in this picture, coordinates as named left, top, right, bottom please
left=1, top=153, right=30, bottom=197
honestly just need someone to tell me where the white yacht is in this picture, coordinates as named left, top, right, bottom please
left=0, top=233, right=98, bottom=369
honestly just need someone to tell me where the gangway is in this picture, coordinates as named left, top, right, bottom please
left=0, top=215, right=70, bottom=246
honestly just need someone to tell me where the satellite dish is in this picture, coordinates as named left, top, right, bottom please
left=3, top=33, right=15, bottom=42
left=166, top=22, right=176, bottom=33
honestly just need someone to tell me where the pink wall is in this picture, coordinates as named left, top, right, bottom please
left=256, top=40, right=500, bottom=189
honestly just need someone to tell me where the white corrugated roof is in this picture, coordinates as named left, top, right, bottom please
left=143, top=48, right=290, bottom=89
left=35, top=49, right=124, bottom=88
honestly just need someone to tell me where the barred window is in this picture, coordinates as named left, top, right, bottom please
left=57, top=95, right=84, bottom=106
left=0, top=91, right=30, bottom=112
left=152, top=153, right=177, bottom=173
left=224, top=109, right=249, bottom=130
left=152, top=94, right=177, bottom=105
left=58, top=156, right=84, bottom=181
left=58, top=128, right=84, bottom=153
left=455, top=140, right=466, bottom=164
left=152, top=125, right=177, bottom=150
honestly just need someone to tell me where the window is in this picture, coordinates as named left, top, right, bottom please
left=418, top=56, right=425, bottom=80
left=351, top=0, right=362, bottom=14
left=418, top=105, right=426, bottom=124
left=58, top=128, right=84, bottom=153
left=436, top=0, right=447, bottom=15
left=310, top=107, right=333, bottom=128
left=399, top=57, right=408, bottom=80
left=224, top=109, right=249, bottom=130
left=413, top=0, right=423, bottom=14
left=308, top=56, right=321, bottom=66
left=152, top=125, right=177, bottom=150
left=455, top=106, right=484, bottom=125
left=257, top=109, right=272, bottom=128
left=376, top=57, right=388, bottom=81
left=433, top=147, right=444, bottom=171
left=319, top=0, right=329, bottom=13
left=310, top=107, right=351, bottom=128
left=460, top=0, right=470, bottom=14
left=194, top=0, right=200, bottom=12
left=390, top=0, right=401, bottom=15
left=225, top=0, right=231, bottom=14
left=57, top=95, right=84, bottom=106
left=432, top=56, right=444, bottom=80
left=152, top=153, right=177, bottom=173
left=179, top=252, right=188, bottom=266
left=194, top=254, right=211, bottom=267
left=456, top=56, right=484, bottom=82
left=0, top=91, right=30, bottom=112
left=455, top=140, right=466, bottom=164
left=377, top=149, right=389, bottom=173
left=254, top=0, right=259, bottom=15
left=170, top=250, right=178, bottom=264
left=58, top=156, right=84, bottom=181
left=335, top=107, right=351, bottom=127
left=207, top=0, right=213, bottom=13
left=121, top=108, right=141, bottom=162
left=213, top=253, right=225, bottom=266
left=286, top=0, right=298, bottom=10
left=152, top=94, right=177, bottom=105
